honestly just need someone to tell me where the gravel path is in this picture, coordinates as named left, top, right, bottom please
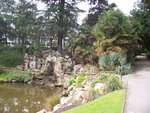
left=124, top=56, right=150, bottom=113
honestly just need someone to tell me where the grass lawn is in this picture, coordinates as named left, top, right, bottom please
left=62, top=90, right=125, bottom=113
left=0, top=73, right=18, bottom=81
left=0, top=71, right=31, bottom=81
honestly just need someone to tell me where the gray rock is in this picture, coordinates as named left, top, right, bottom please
left=83, top=85, right=90, bottom=91
left=73, top=64, right=83, bottom=73
left=16, top=65, right=23, bottom=70
left=62, top=90, right=69, bottom=97
left=36, top=109, right=47, bottom=113
left=37, top=59, right=42, bottom=69
left=24, top=76, right=32, bottom=83
left=43, top=53, right=49, bottom=59
left=29, top=61, right=36, bottom=70
left=68, top=85, right=74, bottom=92
left=22, top=108, right=29, bottom=113
left=60, top=96, right=72, bottom=106
left=11, top=79, right=17, bottom=83
left=24, top=53, right=29, bottom=60
left=74, top=90, right=86, bottom=103
left=53, top=104, right=61, bottom=112
left=94, top=83, right=106, bottom=94
left=24, top=62, right=29, bottom=70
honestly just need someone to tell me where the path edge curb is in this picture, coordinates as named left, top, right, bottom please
left=122, top=74, right=131, bottom=113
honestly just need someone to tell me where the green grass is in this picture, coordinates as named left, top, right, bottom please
left=0, top=72, right=31, bottom=81
left=62, top=90, right=124, bottom=113
left=0, top=73, right=18, bottom=81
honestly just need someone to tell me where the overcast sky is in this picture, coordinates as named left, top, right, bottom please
left=77, top=0, right=138, bottom=24
left=30, top=0, right=138, bottom=24
left=108, top=0, right=138, bottom=15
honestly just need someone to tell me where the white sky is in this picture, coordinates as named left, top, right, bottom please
left=17, top=0, right=138, bottom=24
left=77, top=0, right=138, bottom=24
left=108, top=0, right=138, bottom=15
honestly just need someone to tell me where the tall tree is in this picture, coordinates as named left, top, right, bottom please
left=93, top=10, right=135, bottom=60
left=0, top=0, right=16, bottom=42
left=142, top=0, right=150, bottom=10
left=87, top=0, right=109, bottom=26
left=14, top=0, right=38, bottom=54
left=40, top=0, right=81, bottom=54
left=131, top=1, right=150, bottom=53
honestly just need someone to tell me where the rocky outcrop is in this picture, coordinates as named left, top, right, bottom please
left=17, top=51, right=73, bottom=87
left=51, top=75, right=107, bottom=113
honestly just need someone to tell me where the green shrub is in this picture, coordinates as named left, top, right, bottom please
left=17, top=75, right=27, bottom=82
left=66, top=34, right=97, bottom=64
left=93, top=10, right=135, bottom=58
left=115, top=64, right=131, bottom=75
left=68, top=74, right=86, bottom=87
left=16, top=73, right=32, bottom=82
left=91, top=74, right=109, bottom=88
left=99, top=52, right=131, bottom=75
left=68, top=74, right=77, bottom=86
left=75, top=75, right=86, bottom=87
left=0, top=73, right=17, bottom=81
left=99, top=74, right=109, bottom=82
left=106, top=76, right=122, bottom=92
left=96, top=74, right=122, bottom=92
left=0, top=49, right=23, bottom=67
left=69, top=79, right=76, bottom=86
left=89, top=74, right=122, bottom=99
left=99, top=52, right=127, bottom=71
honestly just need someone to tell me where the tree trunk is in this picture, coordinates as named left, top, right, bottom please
left=22, top=37, right=26, bottom=55
left=57, top=0, right=65, bottom=54
left=49, top=37, right=53, bottom=49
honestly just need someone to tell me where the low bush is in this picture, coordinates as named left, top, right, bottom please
left=99, top=52, right=126, bottom=71
left=90, top=74, right=122, bottom=98
left=0, top=73, right=17, bottom=81
left=68, top=74, right=77, bottom=86
left=17, top=74, right=32, bottom=83
left=68, top=79, right=76, bottom=86
left=66, top=34, right=97, bottom=64
left=0, top=72, right=32, bottom=82
left=106, top=75, right=122, bottom=92
left=115, top=64, right=131, bottom=75
left=99, top=52, right=131, bottom=75
left=75, top=75, right=86, bottom=87
left=0, top=49, right=23, bottom=67
left=68, top=74, right=86, bottom=87
left=96, top=74, right=122, bottom=92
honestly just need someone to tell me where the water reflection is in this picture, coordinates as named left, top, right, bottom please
left=0, top=83, right=61, bottom=113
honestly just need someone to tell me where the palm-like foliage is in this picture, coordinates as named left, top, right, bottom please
left=94, top=34, right=132, bottom=56
left=93, top=10, right=135, bottom=57
left=99, top=52, right=126, bottom=71
left=65, top=34, right=97, bottom=64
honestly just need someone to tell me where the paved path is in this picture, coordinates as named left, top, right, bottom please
left=124, top=56, right=150, bottom=113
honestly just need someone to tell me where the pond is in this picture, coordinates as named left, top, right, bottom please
left=0, top=83, right=61, bottom=113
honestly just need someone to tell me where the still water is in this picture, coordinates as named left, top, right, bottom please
left=0, top=83, right=61, bottom=113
